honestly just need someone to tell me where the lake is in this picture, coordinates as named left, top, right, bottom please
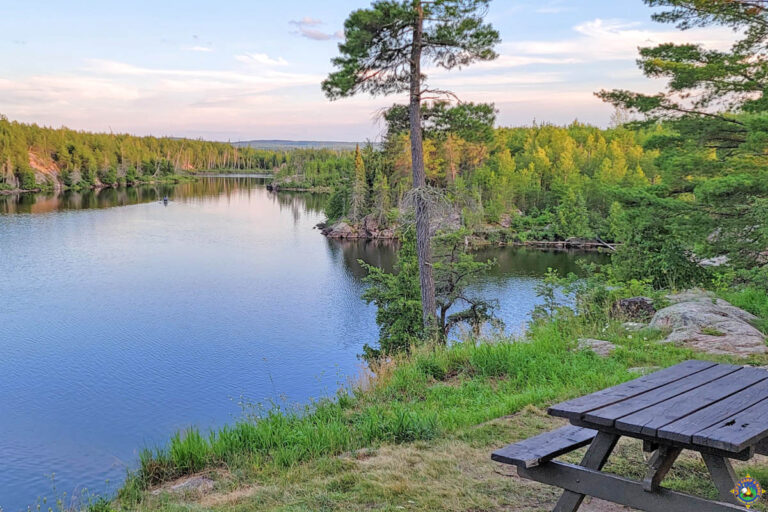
left=0, top=177, right=608, bottom=511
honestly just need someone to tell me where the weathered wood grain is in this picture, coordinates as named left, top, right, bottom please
left=614, top=366, right=766, bottom=436
left=659, top=377, right=768, bottom=444
left=693, top=398, right=768, bottom=453
left=549, top=360, right=716, bottom=421
left=583, top=364, right=741, bottom=428
left=519, top=461, right=747, bottom=511
left=491, top=425, right=597, bottom=469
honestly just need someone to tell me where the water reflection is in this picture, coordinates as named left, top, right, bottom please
left=0, top=176, right=609, bottom=512
left=0, top=176, right=324, bottom=215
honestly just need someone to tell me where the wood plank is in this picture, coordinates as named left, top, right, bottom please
left=569, top=417, right=756, bottom=460
left=583, top=364, right=741, bottom=428
left=553, top=432, right=618, bottom=512
left=659, top=377, right=768, bottom=444
left=702, top=454, right=740, bottom=505
left=518, top=461, right=746, bottom=512
left=615, top=366, right=766, bottom=436
left=491, top=426, right=597, bottom=469
left=549, top=360, right=716, bottom=421
left=757, top=438, right=768, bottom=456
left=693, top=398, right=768, bottom=453
left=643, top=446, right=682, bottom=492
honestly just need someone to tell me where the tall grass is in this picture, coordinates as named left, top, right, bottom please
left=722, top=286, right=768, bottom=334
left=117, top=313, right=704, bottom=507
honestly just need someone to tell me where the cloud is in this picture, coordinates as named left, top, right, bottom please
left=431, top=71, right=565, bottom=88
left=507, top=18, right=736, bottom=61
left=185, top=46, right=213, bottom=52
left=290, top=17, right=342, bottom=41
left=291, top=17, right=323, bottom=26
left=83, top=59, right=317, bottom=87
left=235, top=52, right=289, bottom=67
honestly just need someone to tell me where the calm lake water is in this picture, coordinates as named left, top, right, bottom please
left=0, top=177, right=608, bottom=511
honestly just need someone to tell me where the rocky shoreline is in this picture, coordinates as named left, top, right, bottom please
left=319, top=217, right=615, bottom=251
left=583, top=290, right=767, bottom=359
left=320, top=216, right=396, bottom=240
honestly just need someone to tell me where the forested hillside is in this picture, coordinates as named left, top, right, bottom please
left=0, top=116, right=302, bottom=191
left=310, top=107, right=766, bottom=290
left=308, top=120, right=657, bottom=239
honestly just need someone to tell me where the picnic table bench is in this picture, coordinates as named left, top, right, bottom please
left=492, top=360, right=768, bottom=511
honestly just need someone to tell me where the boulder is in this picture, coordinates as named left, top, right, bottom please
left=622, top=322, right=647, bottom=332
left=362, top=215, right=379, bottom=237
left=325, top=222, right=357, bottom=239
left=578, top=338, right=617, bottom=358
left=151, top=475, right=214, bottom=496
left=699, top=255, right=730, bottom=267
left=649, top=289, right=766, bottom=357
left=378, top=228, right=396, bottom=239
left=499, top=214, right=513, bottom=229
left=612, top=297, right=656, bottom=321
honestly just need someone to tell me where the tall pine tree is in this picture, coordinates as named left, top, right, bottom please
left=323, top=0, right=500, bottom=328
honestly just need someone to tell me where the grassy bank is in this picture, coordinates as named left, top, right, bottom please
left=102, top=299, right=768, bottom=511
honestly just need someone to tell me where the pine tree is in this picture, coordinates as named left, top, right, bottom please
left=323, top=0, right=500, bottom=329
left=351, top=145, right=368, bottom=221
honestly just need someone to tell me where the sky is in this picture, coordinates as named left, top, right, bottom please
left=0, top=0, right=738, bottom=142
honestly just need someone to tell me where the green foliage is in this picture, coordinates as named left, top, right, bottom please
left=384, top=101, right=497, bottom=143
left=15, top=167, right=36, bottom=190
left=433, top=229, right=501, bottom=338
left=325, top=186, right=351, bottom=222
left=120, top=300, right=722, bottom=508
left=720, top=286, right=768, bottom=334
left=531, top=269, right=566, bottom=322
left=597, top=1, right=768, bottom=286
left=609, top=194, right=710, bottom=289
left=97, top=167, right=118, bottom=185
left=322, top=0, right=500, bottom=100
left=351, top=145, right=368, bottom=221
left=360, top=228, right=502, bottom=357
left=361, top=229, right=425, bottom=359
left=0, top=116, right=290, bottom=191
left=554, top=187, right=592, bottom=239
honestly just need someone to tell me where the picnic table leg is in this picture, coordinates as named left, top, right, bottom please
left=553, top=432, right=619, bottom=512
left=701, top=454, right=739, bottom=505
left=643, top=445, right=682, bottom=492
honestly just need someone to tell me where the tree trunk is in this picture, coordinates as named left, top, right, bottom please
left=410, top=1, right=437, bottom=329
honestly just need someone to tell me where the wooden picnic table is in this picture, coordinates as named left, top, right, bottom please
left=492, top=360, right=768, bottom=511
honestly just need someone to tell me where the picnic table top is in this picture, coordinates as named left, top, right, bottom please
left=549, top=360, right=768, bottom=455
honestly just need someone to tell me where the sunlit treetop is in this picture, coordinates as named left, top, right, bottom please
left=322, top=0, right=500, bottom=100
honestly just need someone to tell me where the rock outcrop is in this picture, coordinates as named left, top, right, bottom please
left=612, top=297, right=656, bottom=321
left=322, top=216, right=396, bottom=240
left=649, top=289, right=766, bottom=357
left=578, top=338, right=617, bottom=358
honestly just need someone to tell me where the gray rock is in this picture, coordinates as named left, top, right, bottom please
left=171, top=476, right=214, bottom=493
left=699, top=255, right=730, bottom=267
left=151, top=475, right=214, bottom=496
left=578, top=338, right=617, bottom=358
left=650, top=290, right=765, bottom=357
left=379, top=228, right=396, bottom=239
left=622, top=322, right=647, bottom=331
left=325, top=222, right=357, bottom=239
left=612, top=297, right=656, bottom=320
left=499, top=214, right=512, bottom=229
left=362, top=215, right=379, bottom=237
